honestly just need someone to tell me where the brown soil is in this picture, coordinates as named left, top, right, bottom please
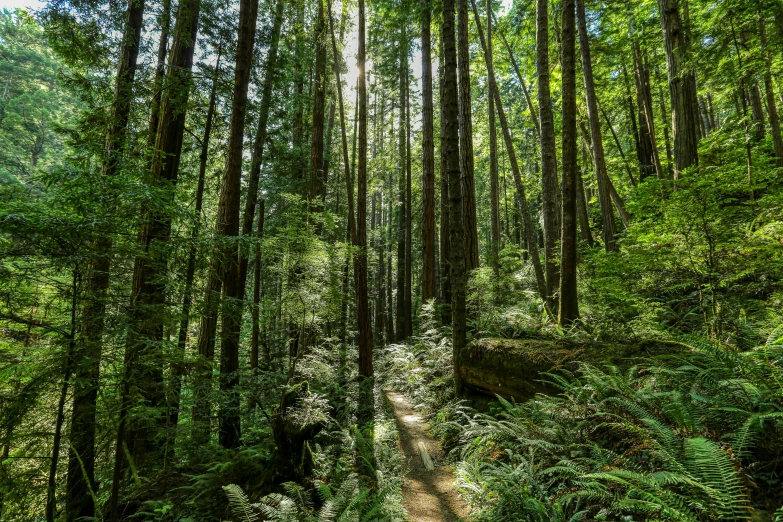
left=384, top=390, right=469, bottom=522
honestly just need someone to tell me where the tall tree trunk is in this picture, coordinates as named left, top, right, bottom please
left=147, top=0, right=171, bottom=148
left=405, top=71, right=413, bottom=336
left=327, top=0, right=356, bottom=345
left=761, top=16, right=783, bottom=166
left=629, top=40, right=657, bottom=183
left=443, top=0, right=466, bottom=395
left=308, top=0, right=328, bottom=214
left=109, top=0, right=200, bottom=517
left=67, top=2, right=145, bottom=520
left=396, top=27, right=406, bottom=342
left=237, top=0, right=285, bottom=301
left=559, top=0, right=579, bottom=325
left=576, top=0, right=618, bottom=252
left=357, top=0, right=373, bottom=378
left=421, top=0, right=436, bottom=303
left=458, top=0, right=479, bottom=272
left=576, top=159, right=594, bottom=247
left=536, top=0, right=560, bottom=308
left=439, top=39, right=452, bottom=327
left=472, top=0, right=548, bottom=308
left=169, top=46, right=222, bottom=438
left=216, top=0, right=260, bottom=450
left=48, top=272, right=78, bottom=522
left=658, top=0, right=699, bottom=177
left=487, top=0, right=500, bottom=278
left=292, top=1, right=307, bottom=186
left=251, top=200, right=266, bottom=369
left=632, top=42, right=667, bottom=193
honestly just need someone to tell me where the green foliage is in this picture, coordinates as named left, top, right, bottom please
left=451, top=331, right=783, bottom=520
left=223, top=477, right=394, bottom=522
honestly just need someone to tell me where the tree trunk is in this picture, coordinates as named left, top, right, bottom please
left=576, top=161, right=594, bottom=247
left=457, top=0, right=479, bottom=272
left=47, top=272, right=78, bottom=522
left=405, top=71, right=413, bottom=336
left=536, top=0, right=560, bottom=308
left=488, top=0, right=500, bottom=278
left=559, top=0, right=579, bottom=325
left=761, top=16, right=783, bottom=166
left=443, top=0, right=466, bottom=395
left=251, top=200, right=266, bottom=369
left=421, top=0, right=436, bottom=303
left=67, top=2, right=145, bottom=520
left=215, top=0, right=260, bottom=450
left=396, top=29, right=407, bottom=342
left=357, top=0, right=373, bottom=378
left=439, top=38, right=451, bottom=327
left=632, top=41, right=667, bottom=192
left=236, top=0, right=285, bottom=300
left=147, top=0, right=171, bottom=148
left=658, top=0, right=699, bottom=177
left=327, top=0, right=356, bottom=347
left=308, top=0, right=328, bottom=214
left=627, top=39, right=655, bottom=184
left=169, top=46, right=222, bottom=439
left=576, top=0, right=618, bottom=252
left=111, top=0, right=202, bottom=515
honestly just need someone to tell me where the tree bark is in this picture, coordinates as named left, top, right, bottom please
left=308, top=0, right=328, bottom=214
left=421, top=0, right=436, bottom=303
left=761, top=16, right=783, bottom=166
left=109, top=0, right=199, bottom=516
left=439, top=38, right=451, bottom=327
left=251, top=200, right=266, bottom=369
left=327, top=0, right=356, bottom=346
left=67, top=2, right=145, bottom=520
left=236, top=0, right=285, bottom=300
left=216, top=0, right=260, bottom=450
left=169, top=46, right=222, bottom=438
left=405, top=70, right=413, bottom=337
left=576, top=161, right=594, bottom=247
left=444, top=0, right=466, bottom=395
left=147, top=0, right=171, bottom=148
left=559, top=0, right=579, bottom=325
left=47, top=272, right=78, bottom=522
left=631, top=40, right=667, bottom=192
left=487, top=0, right=500, bottom=278
left=458, top=0, right=479, bottom=272
left=576, top=0, right=618, bottom=252
left=396, top=27, right=407, bottom=342
left=357, top=0, right=373, bottom=378
left=536, top=0, right=561, bottom=308
left=658, top=0, right=699, bottom=177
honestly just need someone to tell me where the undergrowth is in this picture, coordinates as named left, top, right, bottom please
left=219, top=341, right=406, bottom=522
left=380, top=305, right=783, bottom=521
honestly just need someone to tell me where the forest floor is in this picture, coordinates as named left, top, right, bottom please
left=384, top=390, right=469, bottom=522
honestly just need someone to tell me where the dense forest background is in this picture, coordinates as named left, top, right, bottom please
left=1, top=0, right=783, bottom=519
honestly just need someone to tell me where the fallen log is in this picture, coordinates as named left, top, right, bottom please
left=459, top=337, right=686, bottom=401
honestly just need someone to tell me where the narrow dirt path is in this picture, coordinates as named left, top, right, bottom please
left=384, top=390, right=469, bottom=522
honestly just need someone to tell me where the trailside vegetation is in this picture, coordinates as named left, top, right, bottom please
left=0, top=0, right=782, bottom=519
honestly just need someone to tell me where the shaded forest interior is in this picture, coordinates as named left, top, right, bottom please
left=1, top=0, right=783, bottom=519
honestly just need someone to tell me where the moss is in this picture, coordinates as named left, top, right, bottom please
left=459, top=337, right=687, bottom=401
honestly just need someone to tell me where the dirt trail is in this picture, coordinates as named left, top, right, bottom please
left=384, top=390, right=469, bottom=522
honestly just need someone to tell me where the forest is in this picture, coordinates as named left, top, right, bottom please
left=1, top=0, right=782, bottom=519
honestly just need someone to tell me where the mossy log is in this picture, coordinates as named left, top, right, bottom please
left=459, top=338, right=686, bottom=401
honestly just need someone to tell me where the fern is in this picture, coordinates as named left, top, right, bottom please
left=223, top=484, right=262, bottom=522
